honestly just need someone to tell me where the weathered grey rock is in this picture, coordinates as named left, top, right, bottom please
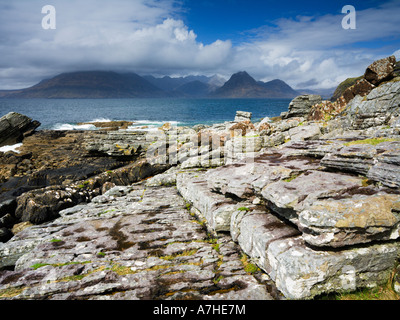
left=180, top=154, right=225, bottom=169
left=394, top=266, right=400, bottom=295
left=286, top=95, right=322, bottom=119
left=321, top=143, right=378, bottom=175
left=268, top=237, right=400, bottom=299
left=14, top=159, right=170, bottom=224
left=343, top=81, right=400, bottom=129
left=391, top=116, right=400, bottom=128
left=367, top=142, right=400, bottom=188
left=234, top=111, right=252, bottom=122
left=1, top=185, right=274, bottom=300
left=0, top=223, right=64, bottom=269
left=288, top=123, right=321, bottom=141
left=85, top=130, right=150, bottom=157
left=145, top=166, right=180, bottom=187
left=280, top=140, right=343, bottom=159
left=299, top=192, right=400, bottom=247
left=231, top=208, right=301, bottom=270
left=230, top=207, right=400, bottom=299
left=261, top=132, right=285, bottom=148
left=0, top=112, right=41, bottom=147
left=272, top=118, right=303, bottom=132
left=224, top=135, right=263, bottom=163
left=207, top=151, right=321, bottom=199
left=261, top=170, right=364, bottom=223
left=320, top=140, right=400, bottom=188
left=177, top=172, right=244, bottom=232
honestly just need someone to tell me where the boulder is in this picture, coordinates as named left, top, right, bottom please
left=84, top=130, right=150, bottom=157
left=288, top=123, right=321, bottom=141
left=285, top=95, right=322, bottom=119
left=341, top=78, right=376, bottom=104
left=342, top=81, right=400, bottom=129
left=229, top=120, right=255, bottom=137
left=231, top=207, right=400, bottom=299
left=0, top=112, right=40, bottom=147
left=299, top=192, right=400, bottom=248
left=261, top=170, right=364, bottom=223
left=364, top=55, right=396, bottom=85
left=234, top=111, right=252, bottom=122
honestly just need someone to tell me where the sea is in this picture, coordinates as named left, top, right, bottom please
left=0, top=98, right=291, bottom=131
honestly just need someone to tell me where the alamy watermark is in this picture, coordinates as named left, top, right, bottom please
left=42, top=5, right=56, bottom=30
left=41, top=4, right=356, bottom=31
left=342, top=5, right=356, bottom=30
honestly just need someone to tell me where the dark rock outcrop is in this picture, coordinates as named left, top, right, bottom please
left=0, top=112, right=40, bottom=147
left=284, top=94, right=322, bottom=119
left=308, top=55, right=398, bottom=124
left=364, top=55, right=396, bottom=85
left=14, top=158, right=171, bottom=225
left=331, top=76, right=363, bottom=102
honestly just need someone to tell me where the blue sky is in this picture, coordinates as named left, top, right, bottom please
left=182, top=0, right=400, bottom=48
left=0, top=0, right=399, bottom=90
left=182, top=0, right=360, bottom=44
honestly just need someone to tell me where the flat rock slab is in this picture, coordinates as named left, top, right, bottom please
left=367, top=142, right=400, bottom=188
left=176, top=172, right=245, bottom=232
left=0, top=184, right=273, bottom=300
left=206, top=151, right=321, bottom=199
left=176, top=168, right=400, bottom=299
left=261, top=170, right=364, bottom=222
left=299, top=192, right=400, bottom=247
left=230, top=208, right=400, bottom=299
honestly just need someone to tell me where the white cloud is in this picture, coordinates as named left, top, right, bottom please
left=228, top=1, right=400, bottom=89
left=0, top=0, right=399, bottom=90
left=0, top=0, right=231, bottom=88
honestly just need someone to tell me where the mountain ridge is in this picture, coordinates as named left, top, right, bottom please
left=212, top=71, right=299, bottom=98
left=0, top=70, right=300, bottom=99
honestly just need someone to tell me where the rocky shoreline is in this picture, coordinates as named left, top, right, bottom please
left=0, top=56, right=400, bottom=300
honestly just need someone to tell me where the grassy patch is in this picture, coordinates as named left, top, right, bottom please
left=49, top=238, right=62, bottom=243
left=283, top=172, right=302, bottom=183
left=30, top=261, right=91, bottom=270
left=212, top=243, right=220, bottom=253
left=344, top=137, right=398, bottom=147
left=337, top=286, right=399, bottom=300
left=0, top=286, right=26, bottom=298
left=319, top=269, right=400, bottom=300
left=158, top=249, right=198, bottom=261
left=240, top=253, right=260, bottom=275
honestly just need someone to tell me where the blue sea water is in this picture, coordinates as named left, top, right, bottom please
left=0, top=98, right=291, bottom=130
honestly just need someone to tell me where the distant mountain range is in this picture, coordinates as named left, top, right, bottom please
left=0, top=70, right=303, bottom=99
